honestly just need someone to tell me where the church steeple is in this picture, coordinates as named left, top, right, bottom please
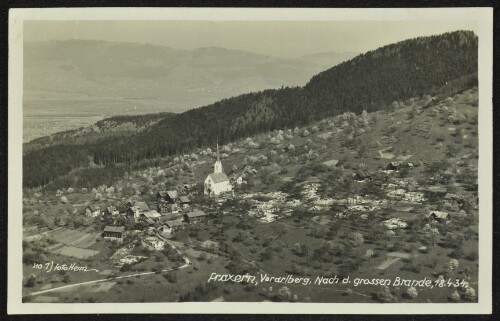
left=214, top=142, right=223, bottom=173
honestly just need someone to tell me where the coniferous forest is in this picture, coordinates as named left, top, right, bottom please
left=23, top=31, right=478, bottom=189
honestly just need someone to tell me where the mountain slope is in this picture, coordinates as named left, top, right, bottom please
left=23, top=31, right=478, bottom=188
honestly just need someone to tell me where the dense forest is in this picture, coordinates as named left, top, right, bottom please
left=23, top=31, right=478, bottom=189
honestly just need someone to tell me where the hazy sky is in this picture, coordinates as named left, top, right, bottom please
left=24, top=20, right=478, bottom=57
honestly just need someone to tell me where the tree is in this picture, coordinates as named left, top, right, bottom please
left=25, top=275, right=36, bottom=287
left=406, top=287, right=418, bottom=299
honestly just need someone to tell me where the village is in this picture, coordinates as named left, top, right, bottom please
left=21, top=89, right=479, bottom=303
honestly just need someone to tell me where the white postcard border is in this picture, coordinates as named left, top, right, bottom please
left=8, top=7, right=493, bottom=315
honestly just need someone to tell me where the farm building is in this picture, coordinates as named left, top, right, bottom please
left=428, top=211, right=449, bottom=222
left=102, top=206, right=119, bottom=216
left=142, top=210, right=161, bottom=220
left=83, top=205, right=101, bottom=218
left=184, top=210, right=207, bottom=223
left=386, top=162, right=402, bottom=170
left=163, top=219, right=184, bottom=233
left=204, top=144, right=232, bottom=196
left=179, top=196, right=191, bottom=206
left=103, top=226, right=125, bottom=241
left=157, top=190, right=178, bottom=204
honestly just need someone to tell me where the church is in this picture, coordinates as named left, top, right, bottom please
left=204, top=144, right=232, bottom=196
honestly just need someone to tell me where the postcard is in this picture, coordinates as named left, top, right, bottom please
left=7, top=7, right=493, bottom=314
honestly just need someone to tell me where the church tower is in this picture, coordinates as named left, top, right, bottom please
left=214, top=143, right=223, bottom=173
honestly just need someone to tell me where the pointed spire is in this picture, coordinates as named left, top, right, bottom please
left=217, top=142, right=220, bottom=162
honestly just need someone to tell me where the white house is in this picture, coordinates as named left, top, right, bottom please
left=204, top=144, right=232, bottom=196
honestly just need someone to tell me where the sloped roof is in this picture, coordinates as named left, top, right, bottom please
left=134, top=201, right=149, bottom=211
left=186, top=210, right=206, bottom=218
left=165, top=219, right=184, bottom=228
left=104, top=226, right=125, bottom=233
left=207, top=172, right=229, bottom=184
left=143, top=210, right=161, bottom=218
left=179, top=196, right=191, bottom=203
left=167, top=190, right=179, bottom=199
left=429, top=211, right=449, bottom=220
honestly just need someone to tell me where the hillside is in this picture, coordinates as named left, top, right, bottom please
left=22, top=88, right=479, bottom=303
left=23, top=31, right=478, bottom=188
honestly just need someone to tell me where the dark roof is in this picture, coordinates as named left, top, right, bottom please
left=179, top=196, right=191, bottom=203
left=207, top=172, right=229, bottom=184
left=104, top=226, right=125, bottom=233
left=186, top=210, right=206, bottom=218
left=116, top=205, right=127, bottom=213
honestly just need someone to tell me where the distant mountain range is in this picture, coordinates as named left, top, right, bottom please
left=24, top=40, right=358, bottom=112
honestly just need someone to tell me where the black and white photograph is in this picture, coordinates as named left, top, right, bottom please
left=7, top=7, right=493, bottom=314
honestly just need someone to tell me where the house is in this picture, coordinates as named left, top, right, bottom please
left=157, top=190, right=178, bottom=204
left=184, top=210, right=207, bottom=223
left=126, top=201, right=150, bottom=218
left=386, top=162, right=401, bottom=170
left=116, top=205, right=128, bottom=215
left=126, top=206, right=141, bottom=218
left=163, top=219, right=184, bottom=233
left=102, top=206, right=119, bottom=216
left=83, top=205, right=101, bottom=218
left=141, top=210, right=161, bottom=220
left=179, top=196, right=191, bottom=207
left=236, top=176, right=244, bottom=185
left=428, top=211, right=449, bottom=222
left=143, top=236, right=165, bottom=251
left=135, top=201, right=149, bottom=212
left=143, top=218, right=156, bottom=226
left=204, top=144, right=232, bottom=196
left=182, top=184, right=192, bottom=192
left=103, top=226, right=125, bottom=241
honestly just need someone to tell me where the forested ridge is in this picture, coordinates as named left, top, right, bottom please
left=23, top=31, right=478, bottom=188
